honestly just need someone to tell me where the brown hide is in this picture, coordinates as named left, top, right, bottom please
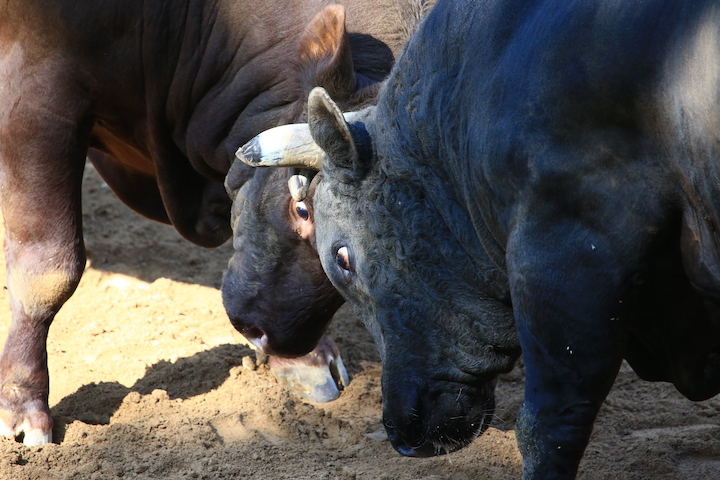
left=0, top=0, right=432, bottom=443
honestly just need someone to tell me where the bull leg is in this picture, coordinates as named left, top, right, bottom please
left=0, top=157, right=86, bottom=446
left=0, top=81, right=90, bottom=444
left=506, top=220, right=635, bottom=479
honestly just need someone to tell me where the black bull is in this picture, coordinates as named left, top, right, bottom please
left=237, top=0, right=720, bottom=478
left=0, top=0, right=429, bottom=445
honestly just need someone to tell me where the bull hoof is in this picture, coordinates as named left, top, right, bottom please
left=267, top=336, right=350, bottom=403
left=20, top=428, right=52, bottom=446
left=0, top=411, right=53, bottom=445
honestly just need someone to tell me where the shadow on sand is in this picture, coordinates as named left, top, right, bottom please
left=50, top=343, right=257, bottom=443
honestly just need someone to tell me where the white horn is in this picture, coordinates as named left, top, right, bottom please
left=235, top=123, right=325, bottom=170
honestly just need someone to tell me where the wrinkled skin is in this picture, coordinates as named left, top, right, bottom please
left=0, top=0, right=429, bottom=444
left=240, top=0, right=720, bottom=478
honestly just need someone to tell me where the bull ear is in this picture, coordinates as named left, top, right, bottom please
left=308, top=87, right=371, bottom=183
left=297, top=5, right=356, bottom=100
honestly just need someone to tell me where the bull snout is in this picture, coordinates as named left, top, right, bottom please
left=381, top=374, right=497, bottom=457
left=225, top=311, right=322, bottom=357
left=221, top=264, right=330, bottom=358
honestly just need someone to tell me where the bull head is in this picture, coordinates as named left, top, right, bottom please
left=235, top=87, right=371, bottom=190
left=236, top=86, right=516, bottom=459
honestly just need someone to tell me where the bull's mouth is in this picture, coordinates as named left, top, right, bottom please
left=384, top=396, right=495, bottom=458
left=243, top=331, right=285, bottom=357
left=230, top=320, right=320, bottom=358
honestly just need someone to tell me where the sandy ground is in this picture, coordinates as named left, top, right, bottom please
left=0, top=164, right=719, bottom=479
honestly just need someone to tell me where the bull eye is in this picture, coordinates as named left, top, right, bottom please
left=336, top=246, right=351, bottom=271
left=295, top=201, right=309, bottom=220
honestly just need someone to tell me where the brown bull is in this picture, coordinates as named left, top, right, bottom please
left=0, top=0, right=430, bottom=445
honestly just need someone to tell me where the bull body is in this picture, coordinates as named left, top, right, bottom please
left=238, top=0, right=720, bottom=478
left=0, top=0, right=426, bottom=444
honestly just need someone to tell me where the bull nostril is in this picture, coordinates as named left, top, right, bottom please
left=233, top=324, right=271, bottom=354
left=389, top=436, right=420, bottom=457
left=385, top=422, right=396, bottom=439
left=385, top=421, right=417, bottom=457
left=247, top=332, right=270, bottom=354
left=243, top=325, right=265, bottom=340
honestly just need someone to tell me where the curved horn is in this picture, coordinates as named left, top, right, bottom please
left=235, top=88, right=364, bottom=174
left=235, top=123, right=325, bottom=170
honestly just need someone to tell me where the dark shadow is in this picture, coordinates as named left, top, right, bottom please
left=49, top=302, right=381, bottom=444
left=51, top=343, right=257, bottom=443
left=133, top=343, right=255, bottom=399
left=81, top=163, right=234, bottom=289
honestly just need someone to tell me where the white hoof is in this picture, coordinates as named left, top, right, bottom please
left=22, top=428, right=52, bottom=446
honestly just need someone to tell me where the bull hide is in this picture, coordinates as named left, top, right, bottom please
left=0, top=0, right=432, bottom=445
left=236, top=0, right=720, bottom=478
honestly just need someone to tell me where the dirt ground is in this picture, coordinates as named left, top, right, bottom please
left=0, top=164, right=719, bottom=479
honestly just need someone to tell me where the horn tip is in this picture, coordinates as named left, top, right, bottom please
left=235, top=139, right=263, bottom=166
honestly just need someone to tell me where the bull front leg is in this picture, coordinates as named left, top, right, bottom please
left=0, top=161, right=86, bottom=446
left=0, top=72, right=90, bottom=444
left=506, top=217, right=639, bottom=479
left=0, top=225, right=85, bottom=445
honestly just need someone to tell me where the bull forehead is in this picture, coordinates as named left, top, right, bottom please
left=316, top=169, right=431, bottom=258
left=314, top=174, right=518, bottom=367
